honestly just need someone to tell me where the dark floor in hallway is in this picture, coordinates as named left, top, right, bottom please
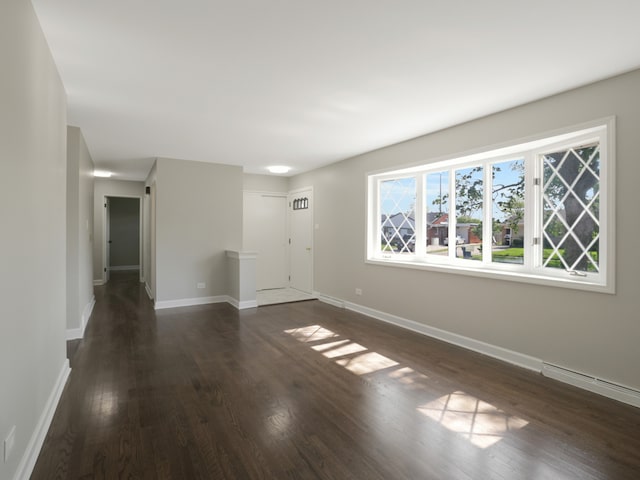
left=32, top=271, right=640, bottom=479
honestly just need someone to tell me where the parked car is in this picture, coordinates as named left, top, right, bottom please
left=444, top=235, right=465, bottom=245
left=402, top=234, right=416, bottom=252
left=391, top=234, right=415, bottom=252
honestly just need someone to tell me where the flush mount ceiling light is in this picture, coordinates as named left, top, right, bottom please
left=93, top=170, right=113, bottom=178
left=267, top=166, right=291, bottom=174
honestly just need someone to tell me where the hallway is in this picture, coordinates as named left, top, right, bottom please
left=31, top=271, right=640, bottom=479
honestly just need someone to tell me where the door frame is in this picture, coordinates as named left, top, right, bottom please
left=102, top=194, right=144, bottom=284
left=287, top=186, right=314, bottom=293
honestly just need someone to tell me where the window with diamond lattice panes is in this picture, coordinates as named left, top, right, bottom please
left=379, top=177, right=416, bottom=254
left=542, top=142, right=600, bottom=273
left=367, top=120, right=612, bottom=292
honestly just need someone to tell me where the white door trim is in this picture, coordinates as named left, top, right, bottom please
left=288, top=186, right=314, bottom=293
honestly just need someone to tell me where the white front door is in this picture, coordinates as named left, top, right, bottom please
left=289, top=188, right=313, bottom=293
left=243, top=192, right=288, bottom=290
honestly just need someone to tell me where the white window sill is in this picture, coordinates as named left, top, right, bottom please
left=366, top=257, right=614, bottom=295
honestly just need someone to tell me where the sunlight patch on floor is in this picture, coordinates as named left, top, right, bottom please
left=285, top=325, right=398, bottom=374
left=418, top=391, right=529, bottom=448
left=312, top=340, right=367, bottom=358
left=388, top=366, right=429, bottom=386
left=285, top=325, right=529, bottom=449
left=285, top=325, right=339, bottom=343
left=335, top=352, right=399, bottom=375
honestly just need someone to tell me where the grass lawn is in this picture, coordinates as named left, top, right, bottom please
left=491, top=247, right=598, bottom=270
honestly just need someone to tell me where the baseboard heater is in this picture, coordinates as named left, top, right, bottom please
left=542, top=362, right=640, bottom=408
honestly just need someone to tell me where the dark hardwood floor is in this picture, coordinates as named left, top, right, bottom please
left=32, top=271, right=640, bottom=479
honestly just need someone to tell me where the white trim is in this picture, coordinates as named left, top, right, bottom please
left=225, top=250, right=258, bottom=260
left=542, top=363, right=640, bottom=409
left=109, top=265, right=140, bottom=271
left=66, top=296, right=95, bottom=340
left=154, top=295, right=229, bottom=310
left=366, top=116, right=615, bottom=177
left=93, top=279, right=104, bottom=286
left=154, top=295, right=261, bottom=311
left=343, top=300, right=542, bottom=372
left=365, top=258, right=613, bottom=294
left=316, top=291, right=639, bottom=408
left=65, top=328, right=83, bottom=341
left=287, top=186, right=314, bottom=293
left=315, top=292, right=345, bottom=308
left=145, top=282, right=153, bottom=300
left=227, top=297, right=258, bottom=310
left=13, top=360, right=70, bottom=480
left=367, top=117, right=615, bottom=294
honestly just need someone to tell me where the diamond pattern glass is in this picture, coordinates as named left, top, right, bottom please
left=542, top=143, right=600, bottom=272
left=380, top=178, right=416, bottom=254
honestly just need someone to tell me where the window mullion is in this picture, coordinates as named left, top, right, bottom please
left=449, top=168, right=456, bottom=259
left=483, top=162, right=492, bottom=264
left=375, top=178, right=382, bottom=255
left=415, top=174, right=426, bottom=256
left=524, top=152, right=537, bottom=270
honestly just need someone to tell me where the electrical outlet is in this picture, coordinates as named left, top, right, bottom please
left=197, top=282, right=206, bottom=289
left=355, top=288, right=362, bottom=296
left=4, top=426, right=15, bottom=463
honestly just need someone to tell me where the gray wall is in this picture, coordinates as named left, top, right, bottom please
left=290, top=69, right=640, bottom=391
left=93, top=179, right=145, bottom=283
left=155, top=157, right=243, bottom=303
left=0, top=1, right=68, bottom=478
left=66, top=126, right=95, bottom=333
left=108, top=197, right=140, bottom=267
left=243, top=173, right=289, bottom=193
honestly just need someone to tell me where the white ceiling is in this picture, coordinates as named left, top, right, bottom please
left=31, top=1, right=640, bottom=181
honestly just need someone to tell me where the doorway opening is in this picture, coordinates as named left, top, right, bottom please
left=103, top=196, right=142, bottom=284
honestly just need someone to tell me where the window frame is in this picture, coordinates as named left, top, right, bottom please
left=366, top=118, right=615, bottom=294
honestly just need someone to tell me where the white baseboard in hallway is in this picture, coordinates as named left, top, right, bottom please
left=14, top=360, right=70, bottom=480
left=109, top=265, right=139, bottom=271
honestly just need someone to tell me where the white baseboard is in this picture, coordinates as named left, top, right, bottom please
left=154, top=295, right=229, bottom=310
left=93, top=279, right=104, bottom=286
left=154, top=294, right=259, bottom=311
left=314, top=292, right=345, bottom=308
left=65, top=327, right=82, bottom=341
left=227, top=297, right=258, bottom=310
left=145, top=283, right=153, bottom=301
left=13, top=359, right=70, bottom=480
left=66, top=296, right=95, bottom=340
left=317, top=293, right=639, bottom=408
left=342, top=300, right=542, bottom=372
left=542, top=363, right=640, bottom=408
left=109, top=265, right=139, bottom=271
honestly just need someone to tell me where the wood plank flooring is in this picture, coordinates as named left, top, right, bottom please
left=32, top=271, right=640, bottom=479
